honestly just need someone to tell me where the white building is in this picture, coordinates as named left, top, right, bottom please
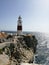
left=17, top=16, right=22, bottom=36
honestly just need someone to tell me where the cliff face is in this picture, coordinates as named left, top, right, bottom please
left=23, top=35, right=38, bottom=53
left=3, top=35, right=38, bottom=65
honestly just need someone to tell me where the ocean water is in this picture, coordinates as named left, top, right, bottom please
left=32, top=32, right=49, bottom=65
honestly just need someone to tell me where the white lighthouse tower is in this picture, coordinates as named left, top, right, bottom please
left=17, top=16, right=22, bottom=35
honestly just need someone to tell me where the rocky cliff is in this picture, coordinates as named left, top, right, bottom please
left=2, top=35, right=38, bottom=65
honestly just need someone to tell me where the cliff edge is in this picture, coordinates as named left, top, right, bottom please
left=1, top=34, right=38, bottom=65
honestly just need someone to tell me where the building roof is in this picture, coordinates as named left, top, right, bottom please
left=0, top=32, right=8, bottom=39
left=18, top=16, right=22, bottom=19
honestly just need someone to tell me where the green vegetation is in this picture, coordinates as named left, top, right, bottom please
left=0, top=49, right=3, bottom=54
left=23, top=35, right=38, bottom=53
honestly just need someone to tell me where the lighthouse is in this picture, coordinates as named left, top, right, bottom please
left=17, top=16, right=22, bottom=35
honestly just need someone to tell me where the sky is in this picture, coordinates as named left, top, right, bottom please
left=0, top=0, right=49, bottom=33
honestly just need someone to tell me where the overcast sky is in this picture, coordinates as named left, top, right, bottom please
left=0, top=0, right=49, bottom=33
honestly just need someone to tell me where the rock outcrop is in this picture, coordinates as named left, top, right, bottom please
left=3, top=35, right=38, bottom=65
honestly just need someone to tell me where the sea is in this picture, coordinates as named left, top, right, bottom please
left=1, top=31, right=49, bottom=65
